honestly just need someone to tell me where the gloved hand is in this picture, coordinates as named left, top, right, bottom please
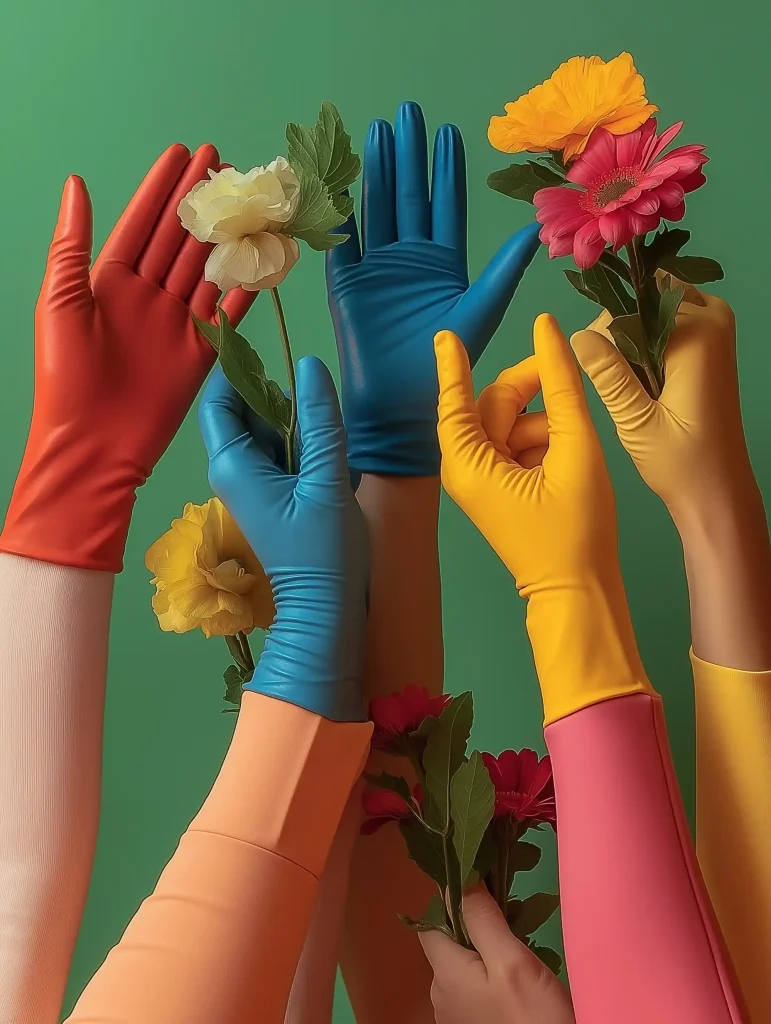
left=435, top=315, right=651, bottom=724
left=570, top=289, right=751, bottom=525
left=199, top=359, right=369, bottom=723
left=326, top=101, right=541, bottom=477
left=419, top=887, right=575, bottom=1024
left=0, top=145, right=255, bottom=573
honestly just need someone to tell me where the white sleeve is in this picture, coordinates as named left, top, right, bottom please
left=0, top=553, right=113, bottom=1024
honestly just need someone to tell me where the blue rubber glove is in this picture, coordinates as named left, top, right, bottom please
left=198, top=358, right=369, bottom=722
left=326, top=100, right=541, bottom=476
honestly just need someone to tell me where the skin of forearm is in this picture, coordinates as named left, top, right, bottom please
left=338, top=474, right=443, bottom=1024
left=675, top=474, right=771, bottom=671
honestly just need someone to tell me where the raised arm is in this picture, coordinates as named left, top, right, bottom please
left=433, top=315, right=746, bottom=1023
left=0, top=152, right=255, bottom=1024
left=66, top=359, right=372, bottom=1023
left=291, top=101, right=540, bottom=1024
left=572, top=292, right=771, bottom=1021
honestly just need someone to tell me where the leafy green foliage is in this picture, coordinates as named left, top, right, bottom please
left=400, top=894, right=454, bottom=938
left=399, top=820, right=447, bottom=887
left=365, top=771, right=413, bottom=805
left=487, top=160, right=564, bottom=203
left=642, top=228, right=690, bottom=277
left=507, top=892, right=560, bottom=940
left=194, top=309, right=292, bottom=436
left=658, top=254, right=724, bottom=284
left=222, top=664, right=244, bottom=709
left=509, top=839, right=542, bottom=874
left=450, top=751, right=496, bottom=885
left=423, top=692, right=473, bottom=830
left=653, top=277, right=685, bottom=369
left=607, top=313, right=648, bottom=367
left=286, top=102, right=361, bottom=250
left=564, top=263, right=635, bottom=318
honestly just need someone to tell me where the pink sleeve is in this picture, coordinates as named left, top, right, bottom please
left=545, top=692, right=747, bottom=1024
left=0, top=553, right=112, bottom=1024
left=65, top=692, right=372, bottom=1024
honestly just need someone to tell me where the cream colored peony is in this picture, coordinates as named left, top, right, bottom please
left=178, top=159, right=301, bottom=291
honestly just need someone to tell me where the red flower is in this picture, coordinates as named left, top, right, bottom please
left=360, top=785, right=422, bottom=835
left=369, top=686, right=451, bottom=749
left=534, top=118, right=708, bottom=268
left=482, top=749, right=557, bottom=827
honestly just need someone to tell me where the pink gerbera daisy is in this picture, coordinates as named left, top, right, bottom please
left=534, top=119, right=708, bottom=269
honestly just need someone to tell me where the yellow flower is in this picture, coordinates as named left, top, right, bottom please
left=145, top=498, right=274, bottom=638
left=488, top=53, right=658, bottom=163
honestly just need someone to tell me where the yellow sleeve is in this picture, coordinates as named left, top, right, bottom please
left=693, top=649, right=771, bottom=1022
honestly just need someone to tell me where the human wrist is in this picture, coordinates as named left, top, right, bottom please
left=346, top=419, right=441, bottom=477
left=525, top=574, right=653, bottom=725
left=246, top=578, right=368, bottom=722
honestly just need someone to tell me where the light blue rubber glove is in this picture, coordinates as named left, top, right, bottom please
left=326, top=100, right=541, bottom=476
left=198, top=357, right=369, bottom=722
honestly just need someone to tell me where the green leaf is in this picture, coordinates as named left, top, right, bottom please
left=365, top=771, right=412, bottom=804
left=507, top=892, right=560, bottom=940
left=487, top=161, right=564, bottom=203
left=598, top=249, right=632, bottom=283
left=223, top=664, right=244, bottom=707
left=565, top=264, right=635, bottom=318
left=607, top=313, right=648, bottom=367
left=286, top=101, right=361, bottom=196
left=450, top=751, right=496, bottom=885
left=658, top=254, right=724, bottom=284
left=642, top=227, right=690, bottom=277
left=510, top=839, right=542, bottom=874
left=472, top=826, right=497, bottom=881
left=217, top=310, right=291, bottom=434
left=529, top=943, right=563, bottom=976
left=399, top=820, right=447, bottom=887
left=400, top=894, right=454, bottom=938
left=191, top=312, right=223, bottom=353
left=423, top=691, right=473, bottom=830
left=653, top=280, right=685, bottom=368
left=287, top=166, right=348, bottom=251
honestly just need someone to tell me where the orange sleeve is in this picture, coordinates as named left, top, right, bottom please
left=65, top=692, right=372, bottom=1024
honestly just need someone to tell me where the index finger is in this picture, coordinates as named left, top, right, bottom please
left=477, top=355, right=540, bottom=454
left=94, top=144, right=192, bottom=271
left=534, top=313, right=592, bottom=437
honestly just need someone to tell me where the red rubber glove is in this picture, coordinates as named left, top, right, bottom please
left=0, top=144, right=255, bottom=572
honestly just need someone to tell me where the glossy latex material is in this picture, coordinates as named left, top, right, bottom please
left=692, top=651, right=771, bottom=1023
left=547, top=693, right=746, bottom=1024
left=199, top=359, right=368, bottom=722
left=0, top=148, right=254, bottom=573
left=435, top=315, right=651, bottom=724
left=326, top=101, right=540, bottom=477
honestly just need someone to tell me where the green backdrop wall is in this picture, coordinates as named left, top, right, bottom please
left=0, top=1, right=767, bottom=1019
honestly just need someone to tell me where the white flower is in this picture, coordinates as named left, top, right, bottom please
left=178, top=158, right=301, bottom=291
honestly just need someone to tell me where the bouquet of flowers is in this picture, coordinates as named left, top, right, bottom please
left=362, top=686, right=562, bottom=970
left=487, top=52, right=723, bottom=397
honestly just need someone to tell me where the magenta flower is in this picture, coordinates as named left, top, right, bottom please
left=481, top=749, right=557, bottom=828
left=534, top=119, right=708, bottom=268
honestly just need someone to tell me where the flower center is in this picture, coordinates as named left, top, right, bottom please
left=582, top=165, right=643, bottom=212
left=211, top=558, right=255, bottom=596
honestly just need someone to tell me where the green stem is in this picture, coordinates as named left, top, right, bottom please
left=442, top=832, right=467, bottom=946
left=496, top=825, right=510, bottom=918
left=225, top=634, right=249, bottom=673
left=237, top=631, right=255, bottom=673
left=625, top=241, right=662, bottom=400
left=270, top=287, right=297, bottom=474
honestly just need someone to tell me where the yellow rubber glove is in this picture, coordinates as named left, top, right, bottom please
left=570, top=289, right=750, bottom=521
left=435, top=314, right=652, bottom=725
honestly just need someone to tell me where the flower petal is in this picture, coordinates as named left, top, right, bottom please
left=573, top=219, right=607, bottom=268
left=567, top=129, right=618, bottom=186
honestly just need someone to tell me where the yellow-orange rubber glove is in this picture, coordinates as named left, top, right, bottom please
left=570, top=289, right=750, bottom=521
left=435, top=314, right=652, bottom=725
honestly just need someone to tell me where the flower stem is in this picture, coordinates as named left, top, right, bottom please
left=237, top=631, right=255, bottom=673
left=270, top=287, right=297, bottom=474
left=625, top=240, right=662, bottom=399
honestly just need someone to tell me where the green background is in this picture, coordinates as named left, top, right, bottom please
left=0, top=1, right=767, bottom=1019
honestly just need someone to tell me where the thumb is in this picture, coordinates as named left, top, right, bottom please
left=43, top=176, right=93, bottom=306
left=454, top=222, right=541, bottom=365
left=296, top=356, right=348, bottom=486
left=570, top=328, right=654, bottom=429
left=533, top=313, right=593, bottom=439
left=462, top=886, right=533, bottom=968
left=435, top=330, right=501, bottom=486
